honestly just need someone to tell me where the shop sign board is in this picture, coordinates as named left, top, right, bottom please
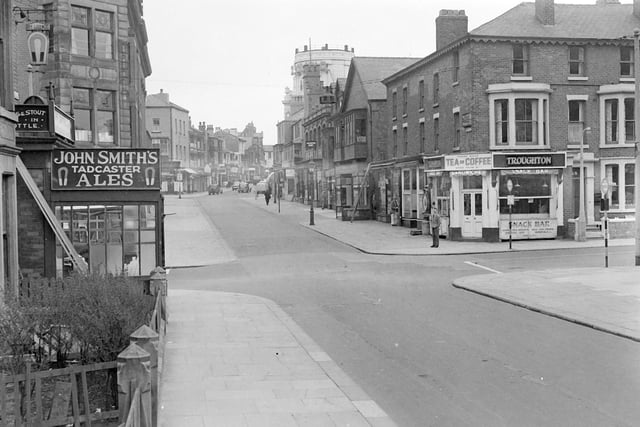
left=444, top=153, right=492, bottom=171
left=53, top=106, right=73, bottom=141
left=499, top=218, right=557, bottom=239
left=424, top=156, right=444, bottom=171
left=16, top=104, right=49, bottom=132
left=51, top=149, right=161, bottom=190
left=493, top=152, right=566, bottom=169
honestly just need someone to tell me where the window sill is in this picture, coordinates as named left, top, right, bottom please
left=599, top=143, right=636, bottom=148
left=402, top=114, right=408, bottom=119
left=510, top=76, right=533, bottom=81
left=619, top=77, right=635, bottom=82
left=432, top=103, right=439, bottom=108
left=568, top=76, right=588, bottom=81
left=418, top=108, right=424, bottom=113
left=490, top=145, right=550, bottom=150
left=452, top=147, right=461, bottom=152
left=452, top=81, right=459, bottom=87
left=392, top=116, right=397, bottom=122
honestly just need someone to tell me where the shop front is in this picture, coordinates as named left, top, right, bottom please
left=49, top=148, right=164, bottom=277
left=494, top=152, right=566, bottom=241
left=424, top=155, right=450, bottom=238
left=427, top=151, right=566, bottom=242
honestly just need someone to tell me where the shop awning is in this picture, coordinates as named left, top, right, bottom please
left=16, top=158, right=88, bottom=273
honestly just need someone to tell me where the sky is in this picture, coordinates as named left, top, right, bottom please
left=143, top=0, right=599, bottom=146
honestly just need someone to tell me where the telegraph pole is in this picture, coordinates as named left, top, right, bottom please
left=634, top=29, right=640, bottom=265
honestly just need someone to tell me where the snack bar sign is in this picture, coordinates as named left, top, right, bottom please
left=51, top=149, right=160, bottom=190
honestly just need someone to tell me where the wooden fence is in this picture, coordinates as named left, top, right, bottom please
left=0, top=361, right=118, bottom=426
left=2, top=267, right=168, bottom=427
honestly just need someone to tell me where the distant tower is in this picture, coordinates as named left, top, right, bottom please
left=283, top=43, right=355, bottom=118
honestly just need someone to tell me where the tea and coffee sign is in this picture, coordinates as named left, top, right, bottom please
left=51, top=149, right=160, bottom=190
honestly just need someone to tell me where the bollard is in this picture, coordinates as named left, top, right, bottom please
left=117, top=343, right=152, bottom=427
left=130, top=325, right=159, bottom=427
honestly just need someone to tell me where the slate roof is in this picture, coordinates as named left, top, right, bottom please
left=471, top=2, right=640, bottom=40
left=351, top=57, right=421, bottom=100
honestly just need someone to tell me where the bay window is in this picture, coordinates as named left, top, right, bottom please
left=488, top=83, right=550, bottom=149
left=603, top=161, right=635, bottom=210
left=599, top=86, right=636, bottom=146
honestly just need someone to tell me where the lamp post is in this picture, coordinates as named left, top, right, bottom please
left=309, top=162, right=315, bottom=226
left=507, top=179, right=514, bottom=250
left=575, top=127, right=591, bottom=242
left=634, top=29, right=640, bottom=265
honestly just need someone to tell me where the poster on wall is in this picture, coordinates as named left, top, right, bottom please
left=499, top=218, right=557, bottom=240
left=51, top=149, right=161, bottom=190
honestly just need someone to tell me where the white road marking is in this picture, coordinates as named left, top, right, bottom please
left=464, top=261, right=503, bottom=274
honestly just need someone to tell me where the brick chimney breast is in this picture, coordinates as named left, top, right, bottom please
left=435, top=10, right=468, bottom=51
left=535, top=0, right=555, bottom=25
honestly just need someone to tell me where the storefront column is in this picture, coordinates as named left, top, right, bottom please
left=484, top=172, right=500, bottom=242
left=449, top=176, right=462, bottom=240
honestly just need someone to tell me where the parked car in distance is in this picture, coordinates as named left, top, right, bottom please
left=208, top=184, right=222, bottom=195
left=232, top=181, right=241, bottom=191
left=255, top=180, right=268, bottom=195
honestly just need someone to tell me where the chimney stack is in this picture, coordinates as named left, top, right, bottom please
left=535, top=0, right=555, bottom=25
left=435, top=10, right=468, bottom=51
left=634, top=0, right=640, bottom=17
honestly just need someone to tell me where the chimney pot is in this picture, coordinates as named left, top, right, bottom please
left=435, top=10, right=468, bottom=51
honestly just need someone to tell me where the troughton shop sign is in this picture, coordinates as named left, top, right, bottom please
left=493, top=152, right=566, bottom=169
left=51, top=149, right=161, bottom=190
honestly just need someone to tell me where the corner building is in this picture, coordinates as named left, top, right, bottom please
left=383, top=0, right=638, bottom=241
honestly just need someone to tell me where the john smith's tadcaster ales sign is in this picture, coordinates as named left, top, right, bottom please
left=51, top=149, right=161, bottom=190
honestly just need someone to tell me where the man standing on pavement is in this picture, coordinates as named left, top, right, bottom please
left=430, top=202, right=440, bottom=248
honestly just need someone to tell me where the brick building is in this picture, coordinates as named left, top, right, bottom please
left=11, top=0, right=162, bottom=279
left=380, top=0, right=639, bottom=241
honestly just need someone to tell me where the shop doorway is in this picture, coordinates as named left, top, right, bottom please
left=462, top=191, right=483, bottom=238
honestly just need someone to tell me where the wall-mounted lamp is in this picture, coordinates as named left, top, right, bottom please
left=12, top=6, right=52, bottom=25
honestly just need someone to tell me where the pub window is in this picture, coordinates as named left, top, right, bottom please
left=56, top=204, right=157, bottom=277
left=73, top=87, right=116, bottom=145
left=71, top=6, right=114, bottom=59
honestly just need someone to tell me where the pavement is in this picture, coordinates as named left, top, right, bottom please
left=159, top=191, right=640, bottom=426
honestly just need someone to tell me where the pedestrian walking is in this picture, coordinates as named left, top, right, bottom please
left=429, top=202, right=440, bottom=248
left=264, top=186, right=271, bottom=206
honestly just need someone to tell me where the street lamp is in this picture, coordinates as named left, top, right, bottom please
left=309, top=161, right=315, bottom=226
left=575, top=127, right=591, bottom=242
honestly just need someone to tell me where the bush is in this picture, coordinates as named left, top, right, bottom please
left=4, top=273, right=155, bottom=368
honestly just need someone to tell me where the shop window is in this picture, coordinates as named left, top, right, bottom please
left=498, top=174, right=551, bottom=214
left=56, top=203, right=157, bottom=277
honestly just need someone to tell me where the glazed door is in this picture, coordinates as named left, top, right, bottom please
left=462, top=191, right=483, bottom=238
